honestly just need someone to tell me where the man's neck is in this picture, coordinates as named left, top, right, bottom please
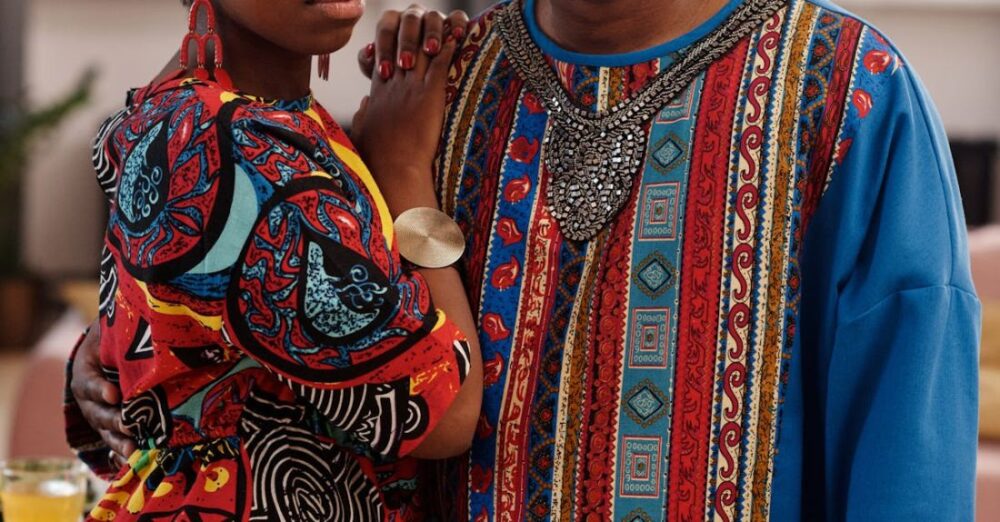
left=535, top=0, right=731, bottom=56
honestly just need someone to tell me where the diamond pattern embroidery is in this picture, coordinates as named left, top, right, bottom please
left=650, top=133, right=687, bottom=174
left=633, top=251, right=675, bottom=300
left=624, top=379, right=669, bottom=428
left=625, top=509, right=655, bottom=522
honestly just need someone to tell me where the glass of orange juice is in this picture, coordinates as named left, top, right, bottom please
left=0, top=458, right=88, bottom=522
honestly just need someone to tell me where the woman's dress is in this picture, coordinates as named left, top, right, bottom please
left=64, top=77, right=472, bottom=521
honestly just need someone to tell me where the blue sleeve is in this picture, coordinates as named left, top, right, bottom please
left=830, top=287, right=979, bottom=520
left=794, top=31, right=981, bottom=521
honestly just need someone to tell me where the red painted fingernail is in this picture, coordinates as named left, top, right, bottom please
left=399, top=51, right=415, bottom=70
left=378, top=60, right=392, bottom=80
left=425, top=38, right=441, bottom=54
left=452, top=26, right=466, bottom=40
left=364, top=43, right=375, bottom=58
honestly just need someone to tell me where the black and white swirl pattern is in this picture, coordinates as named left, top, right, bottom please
left=402, top=396, right=430, bottom=442
left=281, top=377, right=432, bottom=458
left=98, top=244, right=117, bottom=324
left=121, top=387, right=171, bottom=446
left=453, top=339, right=472, bottom=382
left=240, top=393, right=382, bottom=522
left=93, top=108, right=128, bottom=199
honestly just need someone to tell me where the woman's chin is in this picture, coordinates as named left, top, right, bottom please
left=312, top=31, right=355, bottom=55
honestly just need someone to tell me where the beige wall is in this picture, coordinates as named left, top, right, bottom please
left=840, top=1, right=1000, bottom=218
left=20, top=0, right=443, bottom=277
left=841, top=1, right=1000, bottom=138
left=22, top=0, right=183, bottom=277
left=20, top=0, right=1000, bottom=276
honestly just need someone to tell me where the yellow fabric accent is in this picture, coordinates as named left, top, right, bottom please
left=328, top=140, right=395, bottom=246
left=111, top=448, right=144, bottom=487
left=432, top=309, right=447, bottom=331
left=126, top=487, right=146, bottom=514
left=304, top=107, right=325, bottom=128
left=152, top=481, right=174, bottom=498
left=204, top=466, right=231, bottom=493
left=410, top=311, right=458, bottom=395
left=89, top=506, right=119, bottom=521
left=219, top=91, right=239, bottom=103
left=138, top=281, right=223, bottom=331
left=101, top=491, right=130, bottom=507
left=112, top=467, right=135, bottom=489
left=103, top=448, right=161, bottom=514
left=411, top=359, right=460, bottom=396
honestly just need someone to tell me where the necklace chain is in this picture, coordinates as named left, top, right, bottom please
left=496, top=0, right=787, bottom=241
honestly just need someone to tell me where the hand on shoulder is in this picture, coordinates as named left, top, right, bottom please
left=352, top=6, right=468, bottom=188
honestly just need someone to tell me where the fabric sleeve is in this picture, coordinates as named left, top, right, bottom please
left=215, top=110, right=473, bottom=460
left=63, top=331, right=116, bottom=479
left=828, top=287, right=979, bottom=520
left=798, top=32, right=981, bottom=520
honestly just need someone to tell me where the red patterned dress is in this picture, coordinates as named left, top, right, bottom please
left=65, top=77, right=472, bottom=521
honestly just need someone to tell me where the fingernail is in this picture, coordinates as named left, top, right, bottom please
left=399, top=51, right=415, bottom=70
left=452, top=26, right=465, bottom=40
left=378, top=60, right=392, bottom=80
left=424, top=38, right=440, bottom=54
left=364, top=43, right=375, bottom=58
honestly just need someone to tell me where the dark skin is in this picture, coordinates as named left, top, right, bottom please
left=357, top=0, right=729, bottom=77
left=76, top=0, right=733, bottom=467
left=535, top=0, right=730, bottom=55
left=70, top=0, right=482, bottom=467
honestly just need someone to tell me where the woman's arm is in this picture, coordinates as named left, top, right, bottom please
left=208, top=30, right=481, bottom=458
left=65, top=322, right=133, bottom=476
left=353, top=29, right=482, bottom=458
left=374, top=165, right=483, bottom=459
left=71, top=11, right=480, bottom=464
left=408, top=267, right=482, bottom=458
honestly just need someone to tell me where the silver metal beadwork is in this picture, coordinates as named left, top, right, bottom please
left=496, top=0, right=787, bottom=241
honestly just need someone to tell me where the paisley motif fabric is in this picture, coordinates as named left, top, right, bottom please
left=65, top=77, right=472, bottom=521
left=429, top=0, right=980, bottom=520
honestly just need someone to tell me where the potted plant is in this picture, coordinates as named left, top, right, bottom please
left=0, top=70, right=95, bottom=347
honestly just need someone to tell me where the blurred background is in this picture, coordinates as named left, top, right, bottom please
left=0, top=0, right=997, bottom=517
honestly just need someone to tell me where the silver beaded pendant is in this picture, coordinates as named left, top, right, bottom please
left=544, top=122, right=646, bottom=241
left=496, top=0, right=787, bottom=241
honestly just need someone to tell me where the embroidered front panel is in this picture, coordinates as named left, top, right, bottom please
left=437, top=1, right=873, bottom=520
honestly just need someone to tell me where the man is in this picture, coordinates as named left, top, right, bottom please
left=70, top=0, right=980, bottom=519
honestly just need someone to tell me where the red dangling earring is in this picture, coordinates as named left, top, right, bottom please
left=180, top=0, right=233, bottom=89
left=317, top=54, right=331, bottom=81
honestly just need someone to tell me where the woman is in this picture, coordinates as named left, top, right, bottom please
left=66, top=0, right=482, bottom=520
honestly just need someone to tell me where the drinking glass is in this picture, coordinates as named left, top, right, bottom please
left=0, top=457, right=88, bottom=522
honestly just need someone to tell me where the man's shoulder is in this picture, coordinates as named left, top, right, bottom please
left=456, top=0, right=509, bottom=56
left=467, top=0, right=510, bottom=34
left=787, top=0, right=914, bottom=112
left=797, top=0, right=898, bottom=53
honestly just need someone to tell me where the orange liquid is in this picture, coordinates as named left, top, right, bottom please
left=1, top=480, right=85, bottom=522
